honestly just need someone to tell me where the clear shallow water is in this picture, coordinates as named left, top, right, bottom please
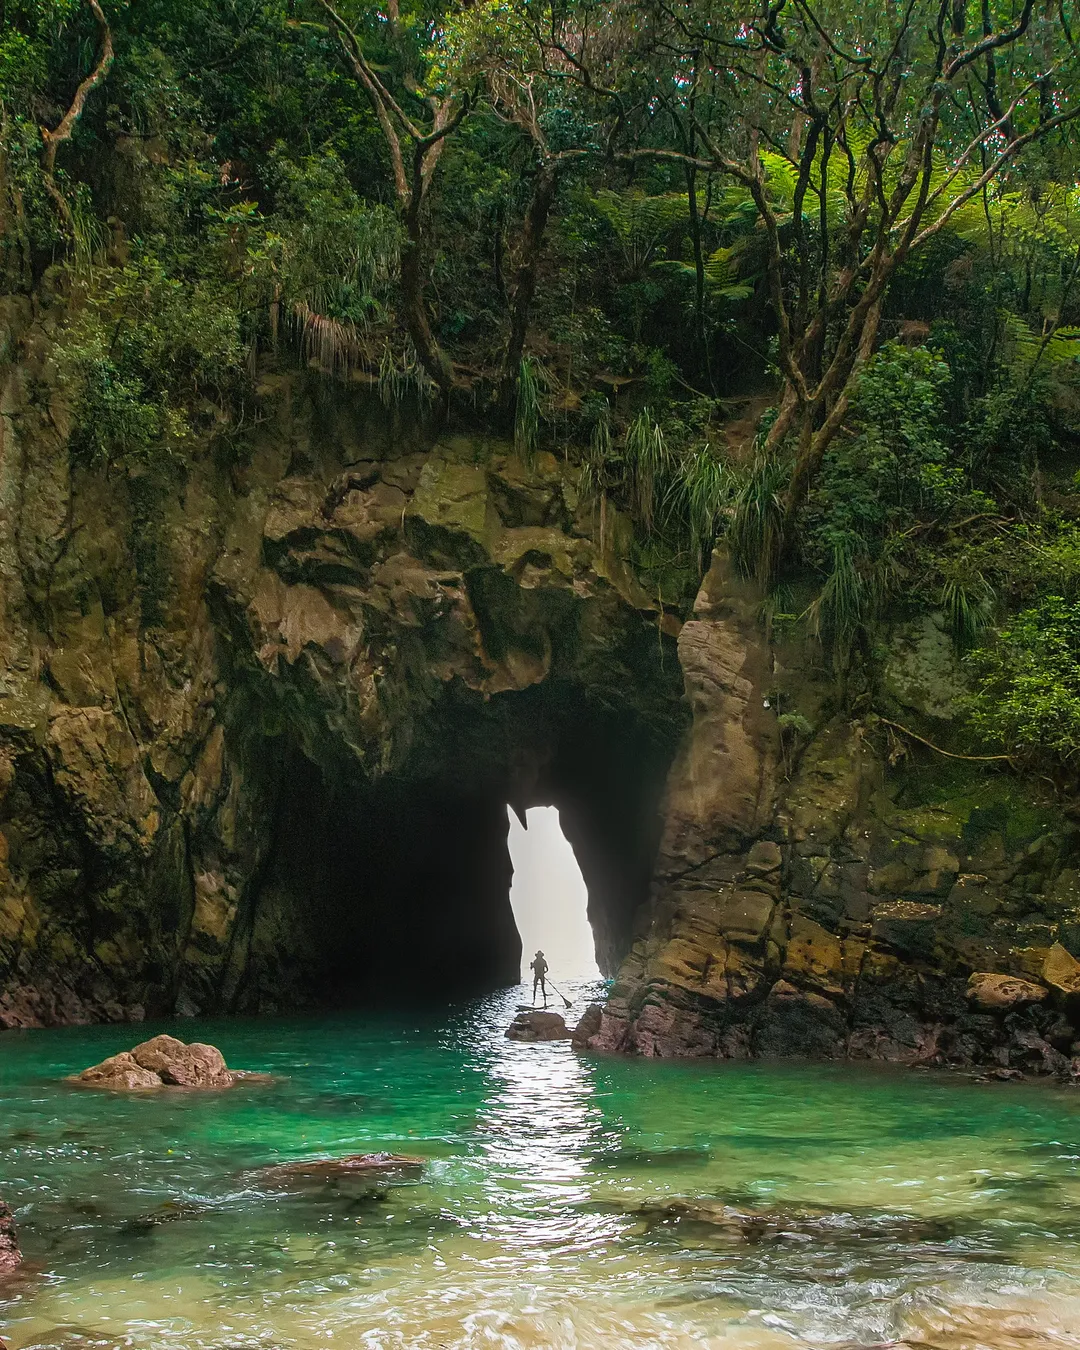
left=3, top=985, right=1080, bottom=1348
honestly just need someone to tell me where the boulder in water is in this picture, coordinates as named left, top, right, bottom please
left=571, top=1003, right=603, bottom=1049
left=117, top=1199, right=211, bottom=1236
left=253, top=1152, right=424, bottom=1190
left=71, top=1034, right=242, bottom=1090
left=506, top=1010, right=571, bottom=1042
left=0, top=1199, right=20, bottom=1272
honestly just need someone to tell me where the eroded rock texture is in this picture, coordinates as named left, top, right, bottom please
left=0, top=308, right=683, bottom=1023
left=4, top=299, right=1080, bottom=1074
left=72, top=1034, right=239, bottom=1089
left=505, top=1009, right=572, bottom=1041
left=586, top=671, right=1080, bottom=1074
left=0, top=1199, right=19, bottom=1271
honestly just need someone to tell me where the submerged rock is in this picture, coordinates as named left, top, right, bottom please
left=0, top=1199, right=20, bottom=1271
left=70, top=1034, right=245, bottom=1090
left=506, top=1010, right=572, bottom=1042
left=253, top=1153, right=424, bottom=1190
left=627, top=1196, right=961, bottom=1246
left=117, top=1199, right=211, bottom=1236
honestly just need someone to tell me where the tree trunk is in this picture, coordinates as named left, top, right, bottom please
left=401, top=207, right=454, bottom=397
left=502, top=160, right=558, bottom=398
left=684, top=161, right=712, bottom=391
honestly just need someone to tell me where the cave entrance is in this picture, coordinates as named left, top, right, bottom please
left=507, top=806, right=601, bottom=984
left=237, top=676, right=684, bottom=1014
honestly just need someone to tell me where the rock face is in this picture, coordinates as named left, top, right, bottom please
left=0, top=312, right=684, bottom=1022
left=0, top=1199, right=20, bottom=1271
left=5, top=303, right=1080, bottom=1074
left=506, top=1010, right=572, bottom=1041
left=967, top=972, right=1048, bottom=1010
left=582, top=697, right=1080, bottom=1074
left=72, top=1035, right=237, bottom=1089
left=572, top=555, right=1080, bottom=1074
left=571, top=1003, right=603, bottom=1049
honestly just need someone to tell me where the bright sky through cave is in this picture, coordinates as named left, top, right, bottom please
left=507, top=805, right=601, bottom=983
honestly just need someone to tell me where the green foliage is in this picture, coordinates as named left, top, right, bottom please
left=669, top=444, right=730, bottom=569
left=514, top=356, right=542, bottom=468
left=730, top=453, right=787, bottom=585
left=577, top=398, right=612, bottom=525
left=804, top=542, right=883, bottom=671
left=967, top=597, right=1080, bottom=771
left=4, top=0, right=1080, bottom=717
left=590, top=190, right=688, bottom=277
left=941, top=572, right=996, bottom=652
left=267, top=150, right=400, bottom=328
left=378, top=340, right=435, bottom=406
left=813, top=345, right=958, bottom=529
left=0, top=0, right=78, bottom=105
left=797, top=343, right=981, bottom=662
left=59, top=247, right=245, bottom=468
left=623, top=407, right=668, bottom=531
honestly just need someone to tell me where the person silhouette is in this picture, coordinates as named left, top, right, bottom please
left=530, top=950, right=550, bottom=1007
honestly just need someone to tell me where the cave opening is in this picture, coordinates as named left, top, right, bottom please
left=233, top=679, right=681, bottom=1014
left=506, top=806, right=601, bottom=984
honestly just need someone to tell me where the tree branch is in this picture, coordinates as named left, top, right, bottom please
left=40, top=0, right=114, bottom=232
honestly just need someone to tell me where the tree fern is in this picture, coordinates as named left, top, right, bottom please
left=591, top=189, right=691, bottom=275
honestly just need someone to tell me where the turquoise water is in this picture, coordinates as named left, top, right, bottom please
left=3, top=983, right=1080, bottom=1348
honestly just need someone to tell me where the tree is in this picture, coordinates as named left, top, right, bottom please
left=536, top=0, right=1080, bottom=554
left=310, top=0, right=468, bottom=396
left=440, top=2, right=594, bottom=399
left=39, top=0, right=113, bottom=234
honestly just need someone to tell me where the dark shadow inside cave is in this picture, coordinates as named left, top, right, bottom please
left=233, top=681, right=679, bottom=1010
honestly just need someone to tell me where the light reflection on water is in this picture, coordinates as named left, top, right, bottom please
left=2, top=986, right=1080, bottom=1347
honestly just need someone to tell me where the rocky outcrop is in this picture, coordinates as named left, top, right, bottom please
left=0, top=310, right=684, bottom=1022
left=967, top=972, right=1048, bottom=1010
left=625, top=1195, right=962, bottom=1245
left=650, top=556, right=778, bottom=872
left=582, top=697, right=1080, bottom=1075
left=505, top=1009, right=572, bottom=1041
left=5, top=301, right=1080, bottom=1074
left=71, top=1034, right=240, bottom=1089
left=0, top=1199, right=19, bottom=1271
left=571, top=1003, right=603, bottom=1048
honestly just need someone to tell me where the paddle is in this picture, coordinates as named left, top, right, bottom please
left=546, top=979, right=573, bottom=1010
